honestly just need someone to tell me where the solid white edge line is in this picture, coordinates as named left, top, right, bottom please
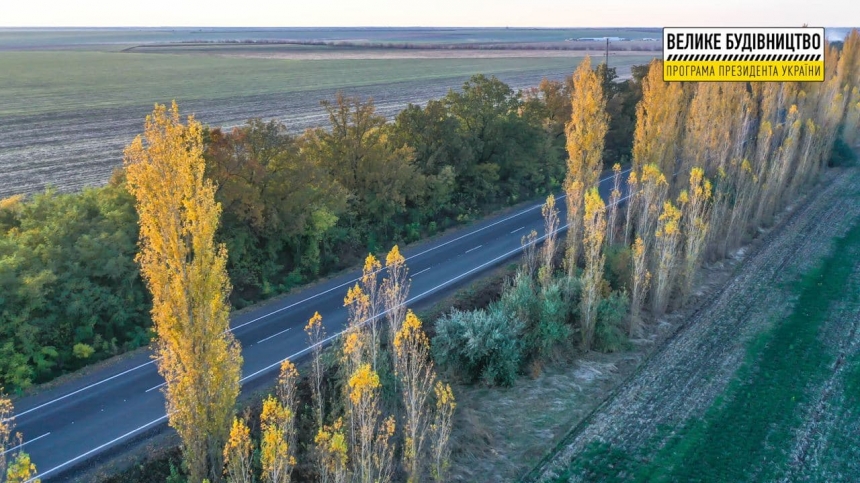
left=12, top=181, right=561, bottom=420
left=465, top=245, right=483, bottom=254
left=257, top=327, right=293, bottom=344
left=29, top=415, right=170, bottom=482
left=39, top=188, right=639, bottom=481
left=15, top=167, right=634, bottom=421
left=1, top=432, right=50, bottom=456
left=6, top=359, right=160, bottom=421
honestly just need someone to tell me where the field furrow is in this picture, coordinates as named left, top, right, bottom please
left=533, top=167, right=860, bottom=482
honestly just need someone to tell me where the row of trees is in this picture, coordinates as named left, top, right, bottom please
left=124, top=104, right=455, bottom=482
left=433, top=31, right=860, bottom=384
left=207, top=70, right=645, bottom=306
left=0, top=69, right=651, bottom=391
left=224, top=251, right=456, bottom=483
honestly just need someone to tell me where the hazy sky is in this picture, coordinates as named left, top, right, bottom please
left=1, top=0, right=858, bottom=27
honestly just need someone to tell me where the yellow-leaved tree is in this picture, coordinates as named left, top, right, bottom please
left=223, top=416, right=253, bottom=483
left=564, top=56, right=609, bottom=282
left=540, top=194, right=560, bottom=288
left=629, top=237, right=650, bottom=336
left=394, top=311, right=436, bottom=482
left=579, top=187, right=607, bottom=351
left=652, top=201, right=682, bottom=314
left=315, top=418, right=349, bottom=483
left=1, top=392, right=39, bottom=483
left=125, top=102, right=242, bottom=482
left=348, top=364, right=395, bottom=483
left=678, top=168, right=712, bottom=301
left=260, top=360, right=299, bottom=483
left=632, top=60, right=685, bottom=178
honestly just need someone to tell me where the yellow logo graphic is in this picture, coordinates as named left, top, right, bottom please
left=663, top=27, right=825, bottom=82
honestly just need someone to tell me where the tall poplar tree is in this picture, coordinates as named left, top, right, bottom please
left=579, top=188, right=607, bottom=350
left=125, top=102, right=242, bottom=482
left=564, top=56, right=609, bottom=279
left=632, top=60, right=685, bottom=180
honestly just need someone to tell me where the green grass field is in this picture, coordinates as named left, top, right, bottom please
left=0, top=51, right=653, bottom=117
left=0, top=27, right=663, bottom=50
left=554, top=212, right=860, bottom=482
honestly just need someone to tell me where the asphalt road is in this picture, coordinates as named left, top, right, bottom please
left=6, top=170, right=626, bottom=482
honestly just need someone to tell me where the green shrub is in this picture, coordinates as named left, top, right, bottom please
left=604, top=244, right=633, bottom=292
left=499, top=272, right=539, bottom=329
left=432, top=304, right=524, bottom=387
left=829, top=137, right=858, bottom=167
left=534, top=281, right=572, bottom=359
left=595, top=290, right=630, bottom=353
left=72, top=343, right=94, bottom=359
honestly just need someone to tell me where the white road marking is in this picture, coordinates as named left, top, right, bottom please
left=510, top=226, right=525, bottom=234
left=6, top=359, right=160, bottom=422
left=29, top=415, right=169, bottom=482
left=465, top=245, right=483, bottom=254
left=22, top=169, right=639, bottom=478
left=1, top=432, right=50, bottom=456
left=257, top=327, right=293, bottom=344
left=145, top=382, right=166, bottom=393
left=412, top=267, right=431, bottom=277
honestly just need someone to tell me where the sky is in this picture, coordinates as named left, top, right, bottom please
left=1, top=0, right=858, bottom=28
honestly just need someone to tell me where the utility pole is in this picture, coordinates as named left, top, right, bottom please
left=605, top=37, right=609, bottom=67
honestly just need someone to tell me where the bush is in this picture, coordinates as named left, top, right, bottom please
left=531, top=280, right=572, bottom=361
left=432, top=304, right=524, bottom=387
left=595, top=291, right=629, bottom=353
left=828, top=137, right=858, bottom=167
left=499, top=272, right=539, bottom=330
left=604, top=244, right=633, bottom=292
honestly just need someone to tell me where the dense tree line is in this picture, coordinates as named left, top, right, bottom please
left=0, top=72, right=646, bottom=390
left=433, top=32, right=860, bottom=388
left=0, top=178, right=148, bottom=389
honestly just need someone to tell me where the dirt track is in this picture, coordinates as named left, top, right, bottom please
left=531, top=167, right=860, bottom=481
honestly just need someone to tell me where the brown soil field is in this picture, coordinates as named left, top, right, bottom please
left=0, top=72, right=562, bottom=199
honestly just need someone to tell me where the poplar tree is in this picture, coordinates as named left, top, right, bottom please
left=305, top=312, right=326, bottom=431
left=394, top=311, right=437, bottom=482
left=565, top=56, right=609, bottom=279
left=678, top=168, right=712, bottom=301
left=348, top=364, right=395, bottom=483
left=652, top=201, right=682, bottom=314
left=635, top=164, right=669, bottom=252
left=632, top=60, right=685, bottom=178
left=629, top=237, right=650, bottom=336
left=540, top=194, right=560, bottom=288
left=260, top=361, right=299, bottom=483
left=382, top=246, right=410, bottom=348
left=125, top=102, right=241, bottom=482
left=223, top=417, right=253, bottom=483
left=314, top=418, right=349, bottom=483
left=360, top=255, right=383, bottom=371
left=430, top=381, right=456, bottom=483
left=1, top=393, right=39, bottom=483
left=606, top=163, right=622, bottom=247
left=579, top=188, right=607, bottom=351
left=1, top=393, right=11, bottom=478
